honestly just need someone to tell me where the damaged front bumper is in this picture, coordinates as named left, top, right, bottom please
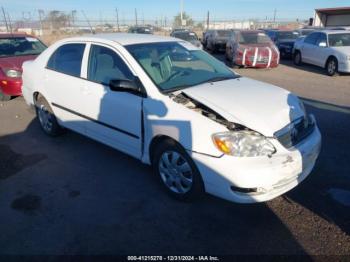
left=189, top=125, right=321, bottom=203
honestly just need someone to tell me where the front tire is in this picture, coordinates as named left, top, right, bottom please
left=293, top=51, right=302, bottom=66
left=35, top=95, right=64, bottom=136
left=152, top=140, right=204, bottom=201
left=326, top=57, right=338, bottom=76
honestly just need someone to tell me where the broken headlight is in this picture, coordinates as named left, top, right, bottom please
left=212, top=131, right=276, bottom=157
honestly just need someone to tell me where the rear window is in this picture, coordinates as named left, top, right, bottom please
left=217, top=30, right=230, bottom=37
left=47, top=44, right=85, bottom=77
left=0, top=37, right=46, bottom=58
left=238, top=32, right=272, bottom=44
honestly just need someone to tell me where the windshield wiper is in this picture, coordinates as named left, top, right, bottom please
left=203, top=75, right=238, bottom=83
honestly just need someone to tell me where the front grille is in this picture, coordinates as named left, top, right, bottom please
left=275, top=115, right=315, bottom=148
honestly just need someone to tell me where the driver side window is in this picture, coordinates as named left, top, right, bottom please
left=87, top=45, right=134, bottom=85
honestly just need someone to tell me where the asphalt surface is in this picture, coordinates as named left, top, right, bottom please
left=0, top=56, right=350, bottom=256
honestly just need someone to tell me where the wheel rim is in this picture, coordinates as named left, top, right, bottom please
left=37, top=104, right=53, bottom=132
left=328, top=60, right=336, bottom=74
left=158, top=151, right=193, bottom=194
left=295, top=53, right=301, bottom=64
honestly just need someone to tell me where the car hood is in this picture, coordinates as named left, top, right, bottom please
left=0, top=55, right=38, bottom=71
left=182, top=77, right=305, bottom=137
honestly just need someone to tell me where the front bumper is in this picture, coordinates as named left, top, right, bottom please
left=190, top=126, right=321, bottom=203
left=338, top=61, right=350, bottom=73
left=0, top=77, right=22, bottom=96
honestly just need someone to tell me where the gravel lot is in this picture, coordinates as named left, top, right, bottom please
left=0, top=55, right=349, bottom=256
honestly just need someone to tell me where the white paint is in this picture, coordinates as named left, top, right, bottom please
left=252, top=47, right=258, bottom=67
left=22, top=33, right=322, bottom=203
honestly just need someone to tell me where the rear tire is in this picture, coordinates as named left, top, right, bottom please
left=152, top=139, right=204, bottom=201
left=0, top=91, right=11, bottom=101
left=326, top=57, right=338, bottom=76
left=293, top=51, right=302, bottom=66
left=35, top=95, right=64, bottom=136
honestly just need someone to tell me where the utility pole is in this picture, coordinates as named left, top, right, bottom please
left=207, top=11, right=210, bottom=30
left=135, top=8, right=138, bottom=26
left=115, top=8, right=120, bottom=31
left=180, top=0, right=183, bottom=28
left=1, top=7, right=9, bottom=32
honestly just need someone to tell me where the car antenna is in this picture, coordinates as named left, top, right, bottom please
left=81, top=10, right=95, bottom=34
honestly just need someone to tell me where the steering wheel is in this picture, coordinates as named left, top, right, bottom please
left=165, top=69, right=190, bottom=82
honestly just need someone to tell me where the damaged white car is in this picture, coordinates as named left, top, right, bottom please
left=22, top=34, right=321, bottom=203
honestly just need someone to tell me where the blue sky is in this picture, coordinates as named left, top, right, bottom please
left=1, top=0, right=349, bottom=21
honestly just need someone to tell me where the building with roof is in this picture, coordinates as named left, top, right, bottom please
left=313, top=7, right=350, bottom=27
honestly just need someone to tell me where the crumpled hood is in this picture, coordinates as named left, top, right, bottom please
left=0, top=55, right=37, bottom=71
left=182, top=77, right=305, bottom=136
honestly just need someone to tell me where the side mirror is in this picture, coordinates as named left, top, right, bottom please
left=109, top=79, right=144, bottom=96
left=319, top=42, right=327, bottom=47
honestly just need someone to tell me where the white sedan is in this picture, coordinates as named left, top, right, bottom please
left=22, top=33, right=321, bottom=203
left=294, top=30, right=350, bottom=76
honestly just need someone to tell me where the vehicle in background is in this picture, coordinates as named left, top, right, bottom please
left=294, top=30, right=350, bottom=76
left=171, top=30, right=202, bottom=49
left=202, top=30, right=214, bottom=49
left=22, top=33, right=321, bottom=204
left=206, top=30, right=231, bottom=53
left=295, top=28, right=315, bottom=37
left=266, top=30, right=300, bottom=58
left=170, top=28, right=189, bottom=36
left=225, top=30, right=279, bottom=68
left=128, top=26, right=153, bottom=34
left=0, top=33, right=47, bottom=101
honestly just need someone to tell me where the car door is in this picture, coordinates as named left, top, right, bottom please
left=81, top=43, right=143, bottom=159
left=301, top=33, right=319, bottom=64
left=45, top=43, right=87, bottom=134
left=313, top=33, right=329, bottom=67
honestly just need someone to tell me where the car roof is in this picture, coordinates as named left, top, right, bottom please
left=63, top=33, right=178, bottom=46
left=316, top=30, right=350, bottom=34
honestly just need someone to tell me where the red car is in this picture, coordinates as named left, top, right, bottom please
left=0, top=33, right=46, bottom=101
left=225, top=30, right=280, bottom=68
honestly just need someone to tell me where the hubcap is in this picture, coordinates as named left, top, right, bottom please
left=328, top=61, right=336, bottom=74
left=296, top=53, right=301, bottom=63
left=158, top=151, right=193, bottom=194
left=37, top=104, right=53, bottom=132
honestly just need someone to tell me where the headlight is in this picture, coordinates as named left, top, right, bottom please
left=3, top=69, right=22, bottom=78
left=212, top=131, right=276, bottom=157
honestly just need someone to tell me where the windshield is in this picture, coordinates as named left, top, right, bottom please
left=174, top=32, right=198, bottom=41
left=217, top=30, right=230, bottom=37
left=238, top=32, right=272, bottom=44
left=277, top=31, right=299, bottom=40
left=126, top=42, right=237, bottom=92
left=328, top=33, right=350, bottom=47
left=0, top=37, right=46, bottom=57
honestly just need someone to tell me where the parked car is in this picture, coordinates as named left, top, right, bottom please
left=295, top=28, right=315, bottom=37
left=202, top=30, right=214, bottom=49
left=170, top=28, right=189, bottom=36
left=206, top=29, right=231, bottom=52
left=128, top=26, right=153, bottom=34
left=171, top=30, right=202, bottom=49
left=0, top=33, right=46, bottom=101
left=22, top=34, right=321, bottom=203
left=294, top=30, right=350, bottom=76
left=266, top=30, right=300, bottom=58
left=225, top=30, right=279, bottom=68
